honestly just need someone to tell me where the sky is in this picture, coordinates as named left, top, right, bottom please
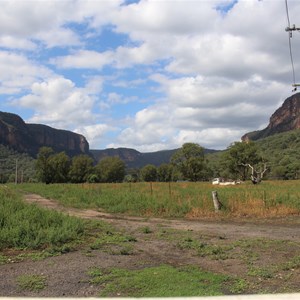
left=1, top=0, right=300, bottom=152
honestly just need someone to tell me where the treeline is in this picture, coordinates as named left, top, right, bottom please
left=36, top=147, right=125, bottom=184
left=1, top=129, right=299, bottom=184
left=34, top=142, right=268, bottom=184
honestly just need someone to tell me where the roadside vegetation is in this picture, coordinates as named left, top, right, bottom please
left=0, top=186, right=136, bottom=259
left=0, top=186, right=84, bottom=251
left=18, top=180, right=300, bottom=219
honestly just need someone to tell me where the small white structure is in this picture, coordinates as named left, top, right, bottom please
left=212, top=178, right=241, bottom=185
left=212, top=178, right=220, bottom=185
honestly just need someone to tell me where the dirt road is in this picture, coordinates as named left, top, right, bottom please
left=24, top=193, right=300, bottom=242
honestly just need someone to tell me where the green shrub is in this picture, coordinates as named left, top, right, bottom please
left=0, top=187, right=84, bottom=250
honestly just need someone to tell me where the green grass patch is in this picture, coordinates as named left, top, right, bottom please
left=1, top=186, right=137, bottom=262
left=88, top=265, right=229, bottom=297
left=0, top=187, right=84, bottom=250
left=17, top=274, right=47, bottom=291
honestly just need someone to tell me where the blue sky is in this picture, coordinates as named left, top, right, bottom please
left=0, top=0, right=299, bottom=152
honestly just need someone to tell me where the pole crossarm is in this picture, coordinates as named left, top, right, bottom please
left=285, top=24, right=300, bottom=32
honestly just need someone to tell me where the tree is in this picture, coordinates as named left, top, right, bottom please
left=48, top=152, right=70, bottom=183
left=171, top=143, right=205, bottom=181
left=140, top=164, right=157, bottom=182
left=221, top=141, right=264, bottom=181
left=36, top=147, right=55, bottom=184
left=95, top=156, right=125, bottom=183
left=157, top=163, right=174, bottom=182
left=69, top=155, right=94, bottom=183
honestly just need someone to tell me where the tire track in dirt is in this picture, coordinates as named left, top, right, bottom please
left=23, top=193, right=300, bottom=242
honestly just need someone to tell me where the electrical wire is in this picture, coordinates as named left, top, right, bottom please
left=285, top=0, right=291, bottom=29
left=288, top=31, right=296, bottom=85
left=285, top=0, right=297, bottom=86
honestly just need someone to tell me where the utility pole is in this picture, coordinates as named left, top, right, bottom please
left=15, top=159, right=18, bottom=185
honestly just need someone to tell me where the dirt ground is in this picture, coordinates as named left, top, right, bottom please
left=0, top=193, right=299, bottom=297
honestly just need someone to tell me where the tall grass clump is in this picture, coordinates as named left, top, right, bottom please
left=0, top=186, right=84, bottom=250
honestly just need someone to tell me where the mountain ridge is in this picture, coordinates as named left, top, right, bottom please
left=242, top=92, right=300, bottom=141
left=0, top=111, right=89, bottom=157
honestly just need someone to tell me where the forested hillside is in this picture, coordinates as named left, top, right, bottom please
left=256, top=129, right=300, bottom=179
left=207, top=129, right=300, bottom=180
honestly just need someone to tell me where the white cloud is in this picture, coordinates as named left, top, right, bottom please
left=18, top=77, right=95, bottom=129
left=110, top=70, right=288, bottom=152
left=52, top=50, right=114, bottom=69
left=0, top=51, right=51, bottom=94
left=75, top=123, right=114, bottom=148
left=0, top=36, right=36, bottom=50
left=174, top=128, right=244, bottom=150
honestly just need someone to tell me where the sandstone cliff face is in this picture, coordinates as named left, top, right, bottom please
left=0, top=111, right=89, bottom=157
left=242, top=93, right=300, bottom=141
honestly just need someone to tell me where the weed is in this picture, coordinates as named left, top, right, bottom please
left=17, top=274, right=46, bottom=292
left=177, top=238, right=232, bottom=260
left=281, top=255, right=300, bottom=271
left=141, top=226, right=152, bottom=234
left=229, top=278, right=250, bottom=294
left=0, top=255, right=8, bottom=265
left=248, top=267, right=274, bottom=279
left=109, top=245, right=134, bottom=256
left=88, top=267, right=103, bottom=278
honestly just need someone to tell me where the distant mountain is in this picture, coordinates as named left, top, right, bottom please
left=0, top=110, right=217, bottom=168
left=242, top=93, right=300, bottom=141
left=90, top=148, right=177, bottom=168
left=90, top=147, right=218, bottom=169
left=0, top=111, right=89, bottom=157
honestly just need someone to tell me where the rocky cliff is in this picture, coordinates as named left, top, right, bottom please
left=0, top=111, right=89, bottom=157
left=242, top=93, right=300, bottom=141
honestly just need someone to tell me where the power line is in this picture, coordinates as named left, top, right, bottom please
left=285, top=0, right=291, bottom=29
left=284, top=0, right=300, bottom=91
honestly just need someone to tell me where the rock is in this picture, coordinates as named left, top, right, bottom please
left=0, top=111, right=89, bottom=157
left=242, top=93, right=300, bottom=141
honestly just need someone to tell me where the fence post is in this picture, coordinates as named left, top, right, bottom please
left=212, top=191, right=222, bottom=212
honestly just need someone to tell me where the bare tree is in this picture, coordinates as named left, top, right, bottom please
left=240, top=163, right=268, bottom=184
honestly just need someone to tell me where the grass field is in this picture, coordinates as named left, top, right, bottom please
left=1, top=182, right=300, bottom=296
left=17, top=180, right=300, bottom=218
left=0, top=185, right=135, bottom=255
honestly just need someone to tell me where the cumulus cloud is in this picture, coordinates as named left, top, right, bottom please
left=0, top=51, right=51, bottom=94
left=0, top=0, right=298, bottom=151
left=74, top=123, right=114, bottom=148
left=18, top=77, right=96, bottom=129
left=52, top=50, right=114, bottom=69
